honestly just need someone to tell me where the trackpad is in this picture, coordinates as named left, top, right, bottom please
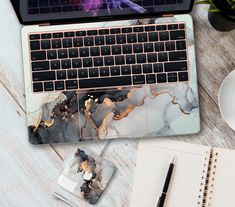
left=78, top=87, right=148, bottom=141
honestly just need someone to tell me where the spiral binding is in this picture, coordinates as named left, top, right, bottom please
left=197, top=149, right=218, bottom=207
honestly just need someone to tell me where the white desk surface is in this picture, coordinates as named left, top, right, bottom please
left=0, top=1, right=235, bottom=206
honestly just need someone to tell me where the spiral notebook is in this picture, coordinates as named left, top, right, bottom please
left=130, top=140, right=235, bottom=207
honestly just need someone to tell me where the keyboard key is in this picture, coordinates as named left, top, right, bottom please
left=99, top=29, right=109, bottom=35
left=30, top=41, right=40, bottom=50
left=90, top=47, right=100, bottom=56
left=143, top=64, right=153, bottom=73
left=104, top=56, right=114, bottom=66
left=53, top=33, right=63, bottom=38
left=154, top=63, right=163, bottom=73
left=94, top=57, right=104, bottom=67
left=158, top=52, right=168, bottom=62
left=126, top=55, right=136, bottom=64
left=165, top=61, right=187, bottom=72
left=41, top=40, right=51, bottom=49
left=79, top=48, right=89, bottom=57
left=121, top=66, right=131, bottom=75
left=110, top=28, right=121, bottom=34
left=33, top=82, right=43, bottom=92
left=178, top=72, right=189, bottom=81
left=84, top=37, right=94, bottom=46
left=176, top=40, right=186, bottom=50
left=115, top=56, right=125, bottom=65
left=138, top=33, right=148, bottom=42
left=123, top=45, right=133, bottom=54
left=33, top=71, right=55, bottom=81
left=41, top=33, right=52, bottom=39
left=155, top=42, right=164, bottom=51
left=132, top=65, right=142, bottom=74
left=76, top=31, right=86, bottom=36
left=69, top=48, right=78, bottom=58
left=63, top=38, right=72, bottom=48
left=64, top=32, right=75, bottom=37
left=101, top=46, right=111, bottom=56
left=169, top=51, right=187, bottom=61
left=66, top=80, right=78, bottom=90
left=72, top=59, right=82, bottom=68
left=30, top=34, right=40, bottom=40
left=116, top=34, right=126, bottom=44
left=55, top=81, right=65, bottom=90
left=127, top=34, right=137, bottom=43
left=78, top=69, right=88, bottom=78
left=133, top=75, right=145, bottom=85
left=32, top=61, right=49, bottom=71
left=87, top=30, right=98, bottom=36
left=168, top=73, right=178, bottom=82
left=145, top=26, right=155, bottom=31
left=95, top=36, right=105, bottom=45
left=73, top=38, right=83, bottom=47
left=89, top=68, right=99, bottom=77
left=137, top=54, right=147, bottom=63
left=170, top=30, right=185, bottom=40
left=79, top=76, right=132, bottom=89
left=83, top=58, right=93, bottom=67
left=58, top=49, right=68, bottom=59
left=147, top=53, right=158, bottom=63
left=61, top=59, right=71, bottom=69
left=156, top=25, right=167, bottom=31
left=100, top=67, right=110, bottom=76
left=122, top=27, right=132, bottom=33
left=112, top=45, right=121, bottom=55
left=133, top=44, right=143, bottom=53
left=148, top=32, right=158, bottom=42
left=179, top=24, right=185, bottom=29
left=67, top=70, right=77, bottom=79
left=144, top=43, right=154, bottom=53
left=159, top=31, right=169, bottom=41
left=106, top=35, right=115, bottom=44
left=52, top=39, right=62, bottom=48
left=165, top=41, right=176, bottom=51
left=157, top=73, right=167, bottom=83
left=133, top=27, right=144, bottom=33
left=44, top=82, right=54, bottom=91
left=51, top=60, right=60, bottom=69
left=31, top=51, right=46, bottom=61
left=168, top=24, right=178, bottom=30
left=47, top=50, right=57, bottom=59
left=110, top=66, right=121, bottom=76
left=57, top=70, right=66, bottom=80
left=146, top=74, right=156, bottom=84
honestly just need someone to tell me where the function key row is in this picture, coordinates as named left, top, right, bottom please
left=30, top=31, right=186, bottom=51
left=29, top=23, right=185, bottom=40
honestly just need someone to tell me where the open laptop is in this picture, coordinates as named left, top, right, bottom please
left=11, top=0, right=200, bottom=144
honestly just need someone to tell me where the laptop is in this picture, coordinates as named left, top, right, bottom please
left=11, top=0, right=200, bottom=144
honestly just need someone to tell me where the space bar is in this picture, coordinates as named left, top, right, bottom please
left=79, top=76, right=132, bottom=89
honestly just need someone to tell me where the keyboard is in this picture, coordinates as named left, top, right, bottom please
left=28, top=0, right=184, bottom=15
left=29, top=23, right=189, bottom=93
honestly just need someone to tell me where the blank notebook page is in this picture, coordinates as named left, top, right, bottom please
left=129, top=140, right=211, bottom=207
left=210, top=148, right=235, bottom=207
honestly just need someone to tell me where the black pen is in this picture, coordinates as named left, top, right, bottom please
left=157, top=156, right=176, bottom=207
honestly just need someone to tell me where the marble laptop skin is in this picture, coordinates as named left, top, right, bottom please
left=57, top=148, right=116, bottom=204
left=24, top=15, right=200, bottom=144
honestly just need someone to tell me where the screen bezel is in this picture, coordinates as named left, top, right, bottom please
left=10, top=0, right=195, bottom=25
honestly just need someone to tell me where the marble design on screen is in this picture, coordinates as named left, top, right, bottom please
left=58, top=148, right=116, bottom=204
left=26, top=15, right=200, bottom=144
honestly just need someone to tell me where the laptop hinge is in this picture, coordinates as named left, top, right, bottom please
left=162, top=14, right=174, bottom=17
left=39, top=23, right=51, bottom=27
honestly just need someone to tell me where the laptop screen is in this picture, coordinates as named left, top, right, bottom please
left=12, top=0, right=193, bottom=24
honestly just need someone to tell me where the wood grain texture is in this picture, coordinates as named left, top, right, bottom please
left=0, top=1, right=234, bottom=207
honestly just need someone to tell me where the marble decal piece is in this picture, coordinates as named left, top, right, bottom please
left=25, top=15, right=200, bottom=144
left=58, top=148, right=116, bottom=204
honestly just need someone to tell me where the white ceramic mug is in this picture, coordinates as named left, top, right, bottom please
left=218, top=70, right=235, bottom=131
